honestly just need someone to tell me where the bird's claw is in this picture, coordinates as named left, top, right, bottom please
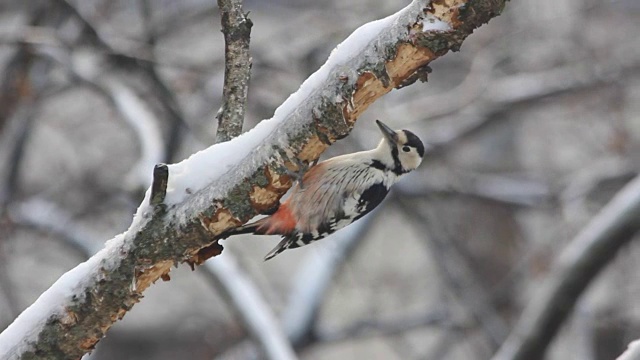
left=285, top=157, right=317, bottom=189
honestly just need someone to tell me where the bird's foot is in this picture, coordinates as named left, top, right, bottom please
left=285, top=157, right=317, bottom=189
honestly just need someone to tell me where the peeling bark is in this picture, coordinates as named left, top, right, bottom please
left=0, top=1, right=508, bottom=359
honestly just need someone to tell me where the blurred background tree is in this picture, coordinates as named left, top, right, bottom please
left=0, top=0, right=639, bottom=359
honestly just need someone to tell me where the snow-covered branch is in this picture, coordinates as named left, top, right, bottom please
left=0, top=0, right=507, bottom=358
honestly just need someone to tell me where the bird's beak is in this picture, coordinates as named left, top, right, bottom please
left=376, top=120, right=398, bottom=144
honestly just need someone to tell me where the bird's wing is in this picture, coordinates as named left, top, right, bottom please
left=288, top=158, right=382, bottom=233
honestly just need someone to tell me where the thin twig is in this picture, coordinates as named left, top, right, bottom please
left=0, top=104, right=37, bottom=210
left=0, top=29, right=215, bottom=74
left=215, top=0, right=253, bottom=143
left=492, top=175, right=640, bottom=360
left=398, top=48, right=640, bottom=129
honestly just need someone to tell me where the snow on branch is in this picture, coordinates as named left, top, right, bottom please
left=0, top=1, right=507, bottom=358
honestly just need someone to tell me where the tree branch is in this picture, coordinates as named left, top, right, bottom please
left=283, top=212, right=377, bottom=347
left=0, top=1, right=508, bottom=358
left=52, top=0, right=194, bottom=164
left=492, top=175, right=640, bottom=360
left=201, top=256, right=297, bottom=360
left=397, top=195, right=508, bottom=351
left=215, top=0, right=253, bottom=143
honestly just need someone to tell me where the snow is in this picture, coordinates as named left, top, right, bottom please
left=0, top=233, right=127, bottom=359
left=270, top=12, right=397, bottom=123
left=422, top=13, right=452, bottom=32
left=164, top=118, right=281, bottom=205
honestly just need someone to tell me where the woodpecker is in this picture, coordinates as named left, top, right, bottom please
left=224, top=120, right=425, bottom=260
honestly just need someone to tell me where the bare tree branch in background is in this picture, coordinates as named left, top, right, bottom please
left=397, top=194, right=509, bottom=354
left=202, top=258, right=297, bottom=360
left=0, top=105, right=38, bottom=211
left=215, top=0, right=253, bottom=143
left=50, top=0, right=195, bottom=163
left=14, top=200, right=299, bottom=360
left=137, top=0, right=192, bottom=163
left=283, top=211, right=377, bottom=347
left=0, top=6, right=66, bottom=208
left=0, top=45, right=34, bottom=135
left=103, top=80, right=166, bottom=190
left=25, top=43, right=166, bottom=192
left=0, top=8, right=67, bottom=327
left=492, top=175, right=640, bottom=360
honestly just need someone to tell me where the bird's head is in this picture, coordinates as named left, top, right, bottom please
left=374, top=119, right=425, bottom=174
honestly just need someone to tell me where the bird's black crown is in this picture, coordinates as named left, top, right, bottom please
left=402, top=130, right=425, bottom=157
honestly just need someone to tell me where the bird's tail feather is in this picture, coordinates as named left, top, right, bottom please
left=218, top=218, right=266, bottom=239
left=218, top=218, right=292, bottom=261
left=264, top=237, right=292, bottom=261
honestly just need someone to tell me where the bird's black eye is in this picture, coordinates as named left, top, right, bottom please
left=402, top=146, right=411, bottom=152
